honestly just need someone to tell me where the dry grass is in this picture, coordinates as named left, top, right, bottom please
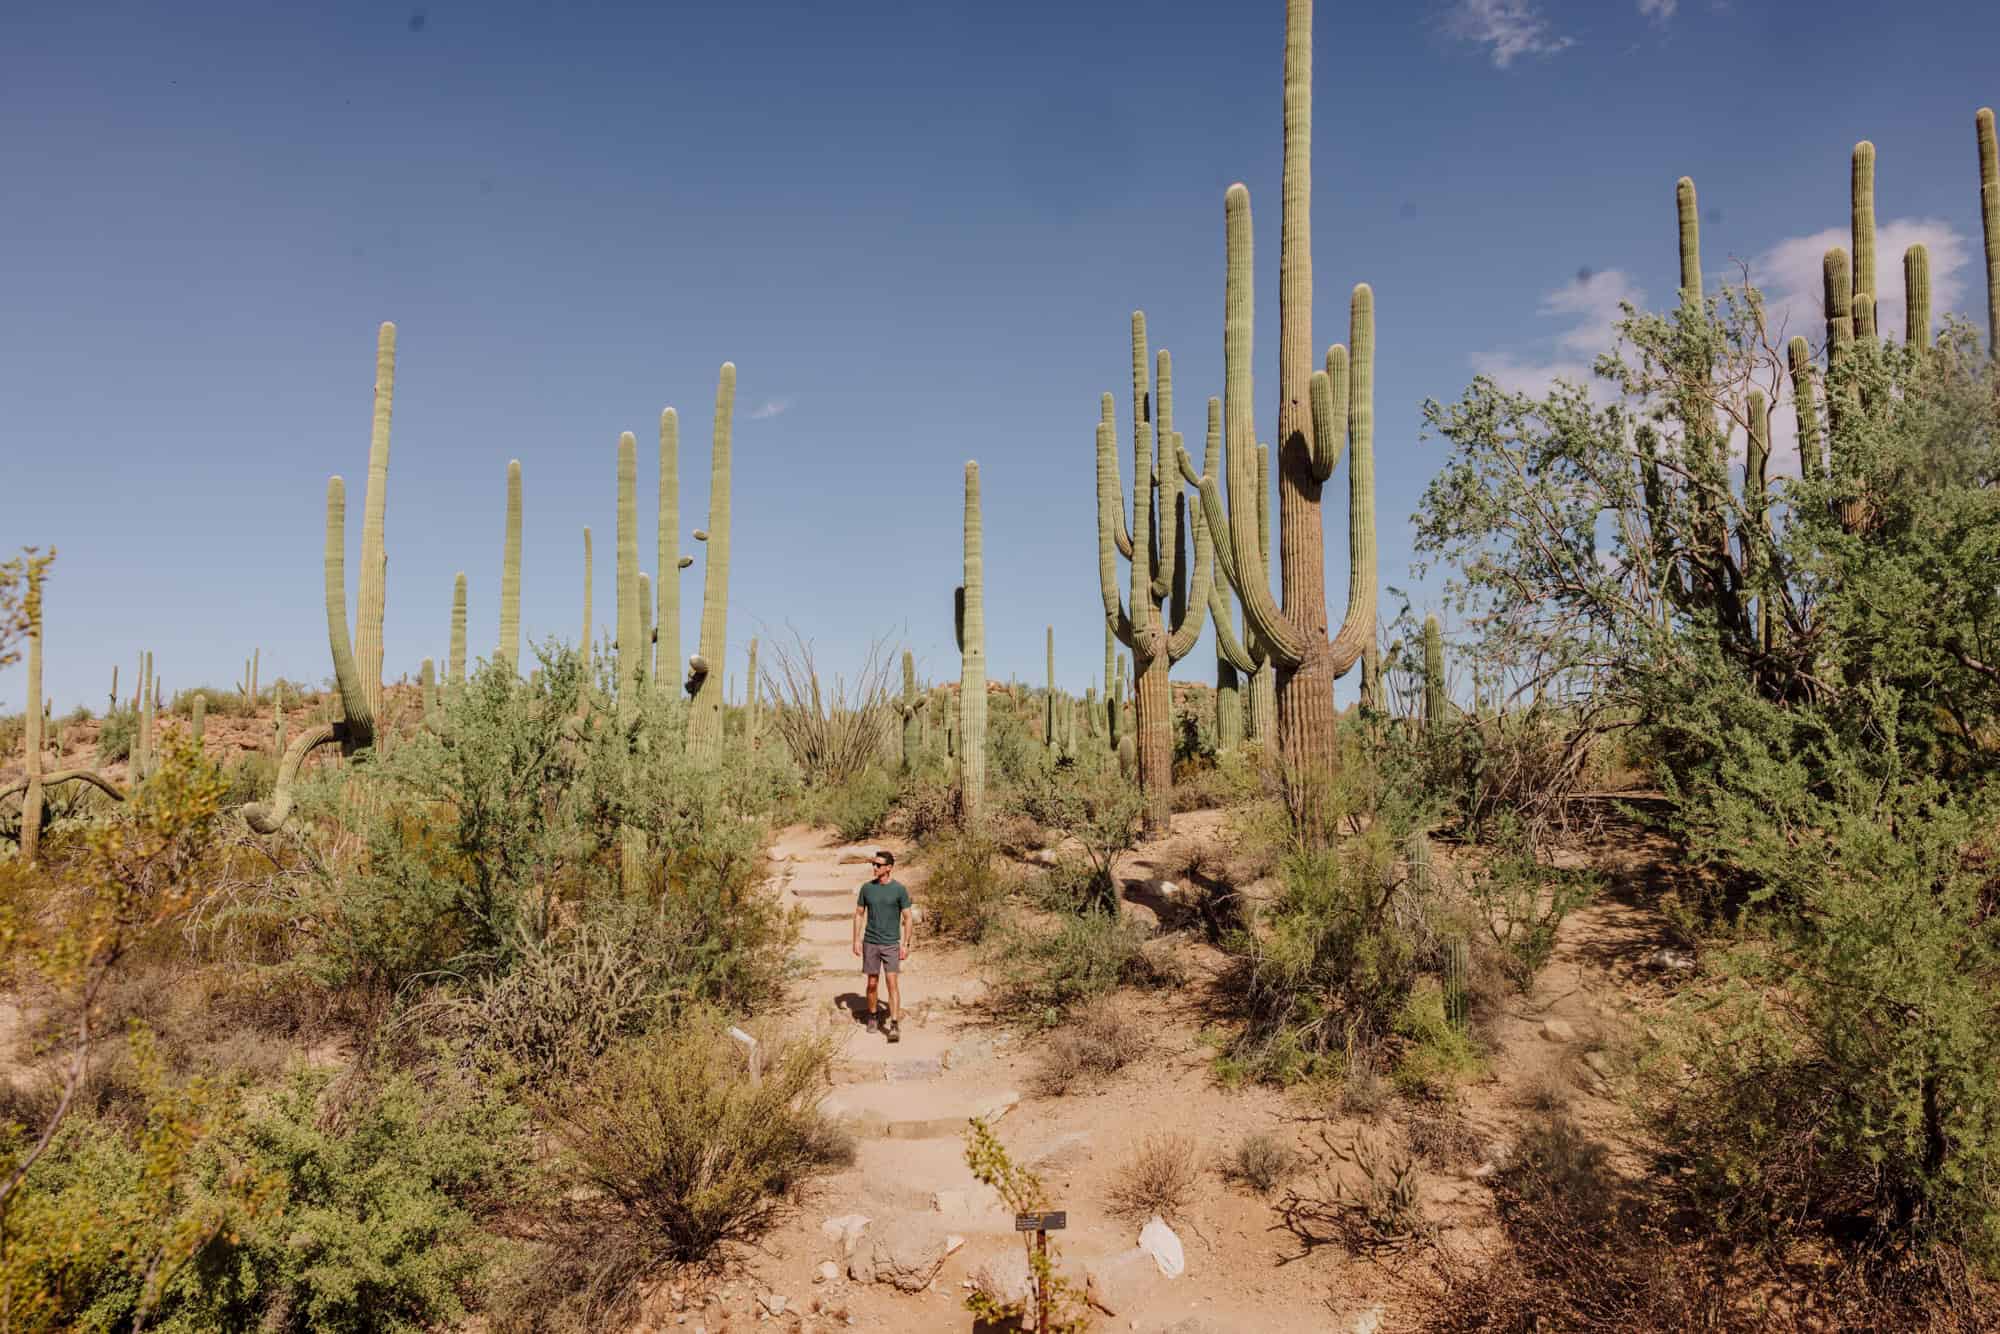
left=1026, top=996, right=1150, bottom=1097
left=1220, top=1131, right=1299, bottom=1196
left=1108, top=1131, right=1205, bottom=1224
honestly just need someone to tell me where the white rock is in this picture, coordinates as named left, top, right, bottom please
left=944, top=1233, right=966, bottom=1256
left=969, top=1248, right=1035, bottom=1315
left=1137, top=1216, right=1185, bottom=1278
left=1155, top=879, right=1179, bottom=897
left=1350, top=1303, right=1386, bottom=1334
left=758, top=1292, right=787, bottom=1316
left=930, top=1184, right=1004, bottom=1219
left=820, top=1213, right=871, bottom=1254
left=815, top=1261, right=839, bottom=1284
left=973, top=1090, right=1022, bottom=1123
left=1539, top=1018, right=1577, bottom=1043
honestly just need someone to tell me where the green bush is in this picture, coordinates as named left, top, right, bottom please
left=915, top=831, right=1013, bottom=943
left=983, top=910, right=1159, bottom=1027
left=1461, top=824, right=1597, bottom=993
left=514, top=1021, right=849, bottom=1325
left=810, top=766, right=898, bottom=842
left=95, top=707, right=135, bottom=765
left=1010, top=764, right=1143, bottom=914
left=1389, top=981, right=1482, bottom=1101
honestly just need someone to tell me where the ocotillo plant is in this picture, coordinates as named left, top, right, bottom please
left=245, top=322, right=395, bottom=833
left=450, top=572, right=467, bottom=685
left=957, top=461, right=987, bottom=824
left=1196, top=0, right=1376, bottom=843
left=1097, top=319, right=1216, bottom=833
left=1980, top=108, right=1999, bottom=356
left=1422, top=615, right=1445, bottom=726
left=3, top=570, right=123, bottom=862
left=499, top=459, right=523, bottom=672
left=686, top=364, right=737, bottom=763
left=580, top=526, right=593, bottom=668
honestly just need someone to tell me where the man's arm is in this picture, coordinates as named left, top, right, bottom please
left=899, top=901, right=915, bottom=958
left=853, top=897, right=866, bottom=956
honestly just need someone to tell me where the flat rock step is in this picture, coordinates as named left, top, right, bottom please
left=789, top=887, right=855, bottom=899
left=820, top=1087, right=1021, bottom=1140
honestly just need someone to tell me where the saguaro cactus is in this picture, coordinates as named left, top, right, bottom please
left=657, top=408, right=684, bottom=688
left=191, top=695, right=206, bottom=748
left=615, top=430, right=647, bottom=889
left=1044, top=627, right=1057, bottom=751
left=1195, top=1, right=1376, bottom=844
left=901, top=648, right=921, bottom=771
left=1788, top=337, right=1822, bottom=482
left=1097, top=319, right=1216, bottom=834
left=499, top=459, right=523, bottom=672
left=450, top=572, right=467, bottom=685
left=421, top=658, right=437, bottom=721
left=245, top=322, right=395, bottom=833
left=1422, top=615, right=1445, bottom=726
left=957, top=461, right=987, bottom=824
left=1852, top=142, right=1878, bottom=330
left=1979, top=108, right=1999, bottom=357
left=1905, top=245, right=1932, bottom=350
left=4, top=572, right=123, bottom=861
left=580, top=526, right=594, bottom=667
left=686, top=364, right=737, bottom=763
left=746, top=637, right=761, bottom=745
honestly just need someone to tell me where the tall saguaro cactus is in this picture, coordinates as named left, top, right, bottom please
left=1044, top=627, right=1057, bottom=751
left=657, top=408, right=682, bottom=686
left=245, top=322, right=395, bottom=832
left=1097, top=319, right=1216, bottom=833
left=449, top=572, right=467, bottom=684
left=686, top=364, right=737, bottom=763
left=580, top=526, right=594, bottom=667
left=1852, top=141, right=1878, bottom=327
left=957, top=461, right=987, bottom=825
left=1196, top=0, right=1376, bottom=843
left=746, top=637, right=762, bottom=745
left=1905, top=245, right=1932, bottom=350
left=1979, top=108, right=1999, bottom=357
left=614, top=430, right=646, bottom=888
left=499, top=459, right=523, bottom=672
left=4, top=570, right=123, bottom=861
left=1422, top=615, right=1445, bottom=726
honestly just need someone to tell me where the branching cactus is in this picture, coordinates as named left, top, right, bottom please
left=499, top=458, right=523, bottom=672
left=957, top=461, right=987, bottom=824
left=1097, top=318, right=1216, bottom=833
left=4, top=570, right=124, bottom=861
left=686, top=364, right=736, bottom=762
left=245, top=322, right=395, bottom=834
left=1189, top=0, right=1377, bottom=843
left=450, top=572, right=467, bottom=685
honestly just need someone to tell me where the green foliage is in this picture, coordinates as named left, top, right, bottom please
left=1460, top=825, right=1597, bottom=992
left=962, top=1117, right=1092, bottom=1333
left=912, top=830, right=1013, bottom=943
left=808, top=765, right=898, bottom=842
left=538, top=1020, right=847, bottom=1299
left=983, top=910, right=1161, bottom=1028
left=95, top=706, right=136, bottom=765
left=1390, top=981, right=1482, bottom=1100
left=1010, top=763, right=1143, bottom=914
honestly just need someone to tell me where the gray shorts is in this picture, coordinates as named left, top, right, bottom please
left=862, top=941, right=901, bottom=976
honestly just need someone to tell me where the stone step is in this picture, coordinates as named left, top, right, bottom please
left=820, top=1085, right=1021, bottom=1140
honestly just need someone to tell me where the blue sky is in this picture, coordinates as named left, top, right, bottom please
left=5, top=0, right=1998, bottom=713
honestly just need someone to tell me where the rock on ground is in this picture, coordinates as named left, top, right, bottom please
left=850, top=1215, right=950, bottom=1292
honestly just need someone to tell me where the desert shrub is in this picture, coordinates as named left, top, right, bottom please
left=1221, top=1131, right=1298, bottom=1196
left=916, top=830, right=1012, bottom=943
left=170, top=685, right=257, bottom=720
left=893, top=767, right=958, bottom=843
left=759, top=633, right=898, bottom=788
left=810, top=765, right=898, bottom=842
left=94, top=706, right=135, bottom=764
left=1406, top=1106, right=1482, bottom=1170
left=219, top=750, right=276, bottom=806
left=1222, top=839, right=1420, bottom=1085
left=962, top=1118, right=1093, bottom=1333
left=1390, top=982, right=1482, bottom=1101
left=1108, top=1132, right=1204, bottom=1223
left=528, top=1021, right=847, bottom=1321
left=1010, top=764, right=1143, bottom=913
left=1652, top=731, right=2000, bottom=1269
left=1462, top=823, right=1597, bottom=992
left=1278, top=1127, right=1428, bottom=1255
left=983, top=910, right=1158, bottom=1027
left=1026, top=996, right=1149, bottom=1096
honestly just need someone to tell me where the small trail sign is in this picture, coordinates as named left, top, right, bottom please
left=1014, top=1210, right=1067, bottom=1232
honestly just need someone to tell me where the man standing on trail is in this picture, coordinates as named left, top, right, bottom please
left=853, top=849, right=913, bottom=1042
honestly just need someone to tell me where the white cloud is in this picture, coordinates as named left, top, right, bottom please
left=1637, top=0, right=1677, bottom=22
left=749, top=397, right=792, bottom=420
left=1471, top=268, right=1643, bottom=399
left=1746, top=218, right=1969, bottom=352
left=1445, top=0, right=1575, bottom=68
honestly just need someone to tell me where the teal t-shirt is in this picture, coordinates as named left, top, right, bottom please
left=858, top=878, right=912, bottom=945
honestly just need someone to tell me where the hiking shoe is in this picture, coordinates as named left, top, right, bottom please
left=885, top=1019, right=901, bottom=1044
left=865, top=1013, right=879, bottom=1034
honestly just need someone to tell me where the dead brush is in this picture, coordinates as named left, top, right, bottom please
left=1027, top=996, right=1150, bottom=1097
left=1279, top=1126, right=1431, bottom=1255
left=1108, top=1131, right=1206, bottom=1224
left=1220, top=1131, right=1299, bottom=1196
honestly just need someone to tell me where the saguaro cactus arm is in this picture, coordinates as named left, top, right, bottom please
left=1095, top=417, right=1137, bottom=643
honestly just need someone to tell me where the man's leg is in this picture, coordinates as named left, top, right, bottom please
left=864, top=963, right=880, bottom=1028
left=885, top=969, right=902, bottom=1024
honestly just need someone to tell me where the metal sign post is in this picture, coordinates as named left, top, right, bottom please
left=1013, top=1212, right=1067, bottom=1334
